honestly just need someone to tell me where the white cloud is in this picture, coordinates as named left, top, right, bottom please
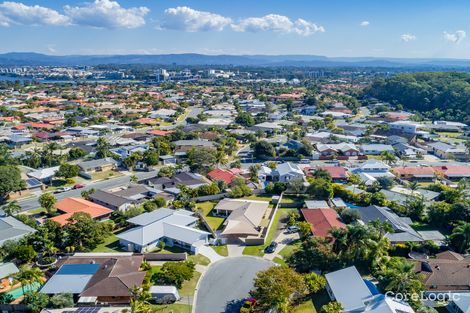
left=232, top=14, right=324, bottom=36
left=443, top=30, right=466, bottom=44
left=64, top=0, right=149, bottom=29
left=360, top=21, right=370, bottom=27
left=160, top=6, right=232, bottom=32
left=0, top=1, right=70, bottom=26
left=401, top=33, right=416, bottom=42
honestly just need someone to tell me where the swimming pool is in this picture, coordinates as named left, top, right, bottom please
left=345, top=202, right=362, bottom=209
left=5, top=282, right=41, bottom=299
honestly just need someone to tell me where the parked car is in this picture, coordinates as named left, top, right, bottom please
left=240, top=298, right=257, bottom=313
left=54, top=187, right=72, bottom=193
left=73, top=184, right=85, bottom=189
left=264, top=241, right=278, bottom=254
left=284, top=225, right=300, bottom=234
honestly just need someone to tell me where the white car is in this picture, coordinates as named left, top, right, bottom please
left=54, top=186, right=72, bottom=193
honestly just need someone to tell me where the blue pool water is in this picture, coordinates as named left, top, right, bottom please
left=5, top=282, right=41, bottom=299
left=345, top=202, right=362, bottom=209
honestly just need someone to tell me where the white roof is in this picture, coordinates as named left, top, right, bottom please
left=150, top=285, right=178, bottom=294
left=117, top=208, right=208, bottom=247
left=27, top=166, right=59, bottom=180
left=325, top=266, right=372, bottom=312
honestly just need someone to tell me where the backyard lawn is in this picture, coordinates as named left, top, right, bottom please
left=92, top=233, right=124, bottom=253
left=196, top=201, right=225, bottom=231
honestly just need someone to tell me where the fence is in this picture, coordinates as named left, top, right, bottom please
left=144, top=253, right=187, bottom=261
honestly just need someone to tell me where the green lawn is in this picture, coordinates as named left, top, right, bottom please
left=196, top=201, right=225, bottom=231
left=273, top=257, right=287, bottom=266
left=187, top=254, right=211, bottom=266
left=293, top=299, right=317, bottom=313
left=281, top=195, right=306, bottom=204
left=179, top=271, right=202, bottom=297
left=243, top=194, right=274, bottom=202
left=93, top=233, right=125, bottom=253
left=279, top=240, right=302, bottom=259
left=211, top=245, right=229, bottom=257
left=91, top=170, right=123, bottom=181
left=154, top=303, right=192, bottom=313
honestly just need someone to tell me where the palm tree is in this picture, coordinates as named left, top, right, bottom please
left=15, top=266, right=44, bottom=294
left=3, top=201, right=22, bottom=216
left=408, top=181, right=419, bottom=192
left=449, top=222, right=470, bottom=254
left=380, top=151, right=397, bottom=165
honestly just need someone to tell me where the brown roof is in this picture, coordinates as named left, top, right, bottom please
left=58, top=255, right=145, bottom=298
left=415, top=252, right=470, bottom=292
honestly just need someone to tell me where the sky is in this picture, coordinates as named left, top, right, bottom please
left=1, top=0, right=470, bottom=58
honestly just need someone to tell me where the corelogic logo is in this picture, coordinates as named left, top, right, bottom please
left=384, top=291, right=461, bottom=302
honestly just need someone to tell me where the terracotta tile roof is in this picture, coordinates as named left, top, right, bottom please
left=51, top=197, right=113, bottom=226
left=301, top=208, right=346, bottom=237
left=318, top=166, right=348, bottom=179
left=433, top=165, right=470, bottom=176
left=207, top=168, right=236, bottom=185
left=147, top=129, right=173, bottom=136
left=392, top=166, right=436, bottom=176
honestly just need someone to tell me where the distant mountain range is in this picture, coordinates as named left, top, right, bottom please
left=2, top=52, right=470, bottom=68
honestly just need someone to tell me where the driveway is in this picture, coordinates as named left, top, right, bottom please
left=194, top=257, right=273, bottom=313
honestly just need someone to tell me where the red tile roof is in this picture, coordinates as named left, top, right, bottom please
left=392, top=166, right=436, bottom=176
left=207, top=168, right=236, bottom=185
left=51, top=197, right=113, bottom=226
left=147, top=129, right=173, bottom=136
left=301, top=208, right=346, bottom=237
left=318, top=166, right=348, bottom=179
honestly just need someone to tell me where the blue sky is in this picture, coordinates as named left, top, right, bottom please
left=1, top=0, right=470, bottom=58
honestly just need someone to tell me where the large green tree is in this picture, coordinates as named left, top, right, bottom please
left=251, top=266, right=308, bottom=313
left=0, top=165, right=25, bottom=202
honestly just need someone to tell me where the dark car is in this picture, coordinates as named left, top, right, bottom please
left=264, top=241, right=278, bottom=254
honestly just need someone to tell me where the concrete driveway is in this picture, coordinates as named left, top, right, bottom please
left=194, top=257, right=273, bottom=313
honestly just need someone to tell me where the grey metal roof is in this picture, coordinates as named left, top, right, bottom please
left=40, top=274, right=94, bottom=294
left=117, top=208, right=207, bottom=246
left=78, top=157, right=117, bottom=171
left=0, top=215, right=36, bottom=245
left=325, top=266, right=372, bottom=312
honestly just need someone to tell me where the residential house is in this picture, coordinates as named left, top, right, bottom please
left=392, top=166, right=436, bottom=182
left=415, top=251, right=470, bottom=296
left=316, top=143, right=360, bottom=157
left=428, top=142, right=467, bottom=160
left=40, top=254, right=146, bottom=305
left=360, top=144, right=395, bottom=155
left=355, top=205, right=423, bottom=243
left=215, top=199, right=270, bottom=238
left=300, top=208, right=345, bottom=238
left=117, top=208, right=209, bottom=253
left=259, top=162, right=305, bottom=183
left=27, top=166, right=59, bottom=184
left=78, top=157, right=118, bottom=174
left=0, top=210, right=36, bottom=245
left=89, top=185, right=159, bottom=211
left=140, top=172, right=209, bottom=190
left=50, top=197, right=113, bottom=226
left=305, top=166, right=349, bottom=182
left=111, top=144, right=149, bottom=159
left=173, top=140, right=215, bottom=154
left=325, top=266, right=415, bottom=313
left=207, top=168, right=238, bottom=185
